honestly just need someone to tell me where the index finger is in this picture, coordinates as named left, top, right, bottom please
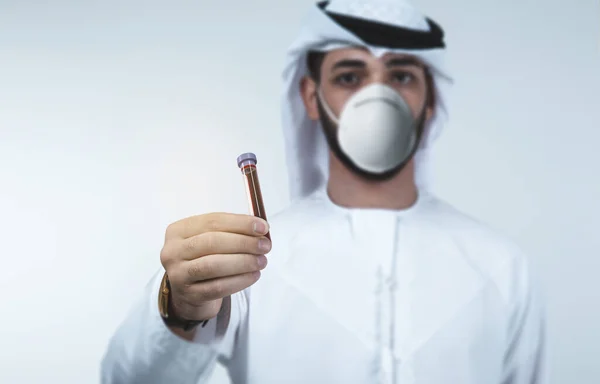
left=166, top=212, right=269, bottom=240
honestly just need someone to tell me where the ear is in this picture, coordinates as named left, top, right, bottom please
left=425, top=105, right=434, bottom=122
left=423, top=70, right=436, bottom=123
left=300, top=76, right=320, bottom=121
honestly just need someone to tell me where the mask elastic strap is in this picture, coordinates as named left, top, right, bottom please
left=317, top=88, right=340, bottom=125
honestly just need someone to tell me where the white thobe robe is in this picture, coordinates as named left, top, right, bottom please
left=101, top=187, right=546, bottom=383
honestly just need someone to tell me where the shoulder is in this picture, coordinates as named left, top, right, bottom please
left=269, top=196, right=321, bottom=230
left=263, top=193, right=327, bottom=265
left=421, top=195, right=526, bottom=263
left=422, top=196, right=547, bottom=366
left=419, top=195, right=540, bottom=305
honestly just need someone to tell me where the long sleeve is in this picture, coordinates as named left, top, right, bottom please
left=501, top=256, right=547, bottom=384
left=100, top=269, right=242, bottom=384
left=219, top=289, right=251, bottom=384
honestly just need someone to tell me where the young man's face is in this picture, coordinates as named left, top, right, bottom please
left=301, top=47, right=434, bottom=123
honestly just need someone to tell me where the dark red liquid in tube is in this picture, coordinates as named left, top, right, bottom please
left=237, top=152, right=270, bottom=240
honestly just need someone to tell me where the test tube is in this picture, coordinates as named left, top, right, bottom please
left=237, top=152, right=270, bottom=240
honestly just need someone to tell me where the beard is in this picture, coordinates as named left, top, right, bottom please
left=315, top=97, right=428, bottom=183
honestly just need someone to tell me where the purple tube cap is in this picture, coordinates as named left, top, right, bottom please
left=237, top=152, right=257, bottom=168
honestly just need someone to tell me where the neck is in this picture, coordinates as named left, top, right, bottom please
left=326, top=152, right=418, bottom=210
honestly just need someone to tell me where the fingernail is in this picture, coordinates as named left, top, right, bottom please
left=258, top=238, right=271, bottom=252
left=253, top=221, right=267, bottom=234
left=257, top=255, right=268, bottom=268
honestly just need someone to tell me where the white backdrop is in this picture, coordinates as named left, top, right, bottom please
left=1, top=0, right=598, bottom=383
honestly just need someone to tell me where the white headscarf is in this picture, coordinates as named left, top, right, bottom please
left=281, top=0, right=453, bottom=202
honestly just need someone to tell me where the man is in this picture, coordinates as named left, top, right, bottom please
left=101, top=1, right=546, bottom=383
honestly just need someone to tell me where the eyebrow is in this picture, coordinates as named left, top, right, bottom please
left=330, top=57, right=423, bottom=71
left=331, top=59, right=366, bottom=71
left=385, top=57, right=423, bottom=68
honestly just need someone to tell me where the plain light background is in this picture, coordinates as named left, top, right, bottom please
left=1, top=0, right=598, bottom=383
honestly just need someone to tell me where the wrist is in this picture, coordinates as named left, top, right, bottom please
left=158, top=272, right=209, bottom=331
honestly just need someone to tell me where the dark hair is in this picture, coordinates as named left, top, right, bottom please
left=306, top=50, right=327, bottom=83
left=306, top=49, right=436, bottom=108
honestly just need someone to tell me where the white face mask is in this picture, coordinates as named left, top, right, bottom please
left=318, top=83, right=420, bottom=175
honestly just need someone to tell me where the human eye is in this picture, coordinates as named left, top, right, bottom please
left=391, top=71, right=416, bottom=85
left=333, top=72, right=361, bottom=87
